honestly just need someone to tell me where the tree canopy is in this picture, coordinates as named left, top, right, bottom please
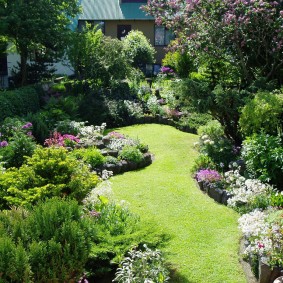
left=0, top=0, right=80, bottom=85
left=144, top=0, right=283, bottom=84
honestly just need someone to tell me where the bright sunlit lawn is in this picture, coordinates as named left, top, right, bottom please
left=111, top=124, right=246, bottom=283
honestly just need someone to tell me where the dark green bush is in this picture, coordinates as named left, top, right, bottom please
left=85, top=200, right=168, bottom=278
left=0, top=198, right=94, bottom=282
left=0, top=237, right=31, bottom=282
left=0, top=147, right=99, bottom=208
left=25, top=112, right=50, bottom=144
left=0, top=87, right=40, bottom=122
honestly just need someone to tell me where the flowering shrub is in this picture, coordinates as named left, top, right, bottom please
left=239, top=208, right=283, bottom=268
left=56, top=121, right=106, bottom=143
left=0, top=118, right=36, bottom=168
left=106, top=131, right=125, bottom=140
left=225, top=169, right=273, bottom=212
left=44, top=131, right=80, bottom=148
left=160, top=66, right=175, bottom=78
left=123, top=100, right=144, bottom=119
left=196, top=121, right=239, bottom=170
left=0, top=139, right=8, bottom=147
left=113, top=245, right=170, bottom=283
left=147, top=96, right=164, bottom=116
left=196, top=169, right=222, bottom=183
left=241, top=133, right=283, bottom=189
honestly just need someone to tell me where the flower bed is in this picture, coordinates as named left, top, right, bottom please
left=194, top=164, right=283, bottom=283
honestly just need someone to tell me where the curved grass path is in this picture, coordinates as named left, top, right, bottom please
left=111, top=124, right=246, bottom=283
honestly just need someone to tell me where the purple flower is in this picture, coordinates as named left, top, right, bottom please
left=27, top=131, right=33, bottom=136
left=196, top=169, right=222, bottom=183
left=0, top=141, right=8, bottom=147
left=22, top=122, right=33, bottom=129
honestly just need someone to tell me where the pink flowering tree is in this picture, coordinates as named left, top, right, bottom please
left=144, top=0, right=283, bottom=83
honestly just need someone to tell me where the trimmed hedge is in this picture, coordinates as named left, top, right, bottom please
left=0, top=87, right=40, bottom=122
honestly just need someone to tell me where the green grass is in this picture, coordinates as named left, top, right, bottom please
left=111, top=124, right=246, bottom=283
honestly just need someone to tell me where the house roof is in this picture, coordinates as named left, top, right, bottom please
left=79, top=0, right=154, bottom=20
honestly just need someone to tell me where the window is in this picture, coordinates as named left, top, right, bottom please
left=78, top=20, right=105, bottom=34
left=154, top=26, right=175, bottom=46
left=117, top=25, right=131, bottom=40
left=0, top=55, right=8, bottom=76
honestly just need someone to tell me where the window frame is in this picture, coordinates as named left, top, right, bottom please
left=154, top=25, right=174, bottom=46
left=78, top=20, right=105, bottom=34
left=117, top=24, right=132, bottom=40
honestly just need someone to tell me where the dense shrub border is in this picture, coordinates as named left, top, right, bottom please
left=0, top=87, right=41, bottom=122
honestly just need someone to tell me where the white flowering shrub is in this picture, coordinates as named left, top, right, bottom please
left=108, top=138, right=135, bottom=151
left=195, top=120, right=239, bottom=170
left=113, top=245, right=170, bottom=283
left=239, top=208, right=283, bottom=267
left=147, top=96, right=164, bottom=116
left=83, top=170, right=114, bottom=210
left=225, top=168, right=273, bottom=212
left=123, top=100, right=144, bottom=119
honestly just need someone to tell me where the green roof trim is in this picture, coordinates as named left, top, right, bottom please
left=79, top=0, right=154, bottom=20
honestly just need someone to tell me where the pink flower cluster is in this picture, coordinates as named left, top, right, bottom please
left=22, top=122, right=32, bottom=129
left=0, top=133, right=8, bottom=147
left=196, top=169, right=222, bottom=183
left=107, top=131, right=125, bottom=139
left=44, top=131, right=80, bottom=147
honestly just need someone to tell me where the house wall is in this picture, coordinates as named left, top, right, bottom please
left=105, top=20, right=166, bottom=64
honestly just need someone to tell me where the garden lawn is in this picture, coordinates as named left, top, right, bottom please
left=111, top=124, right=246, bottom=283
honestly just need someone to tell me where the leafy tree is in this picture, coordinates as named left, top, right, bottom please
left=0, top=0, right=80, bottom=85
left=67, top=26, right=131, bottom=87
left=144, top=0, right=283, bottom=84
left=122, top=30, right=156, bottom=68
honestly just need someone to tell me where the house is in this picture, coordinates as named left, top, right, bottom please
left=76, top=0, right=174, bottom=75
left=0, top=0, right=174, bottom=88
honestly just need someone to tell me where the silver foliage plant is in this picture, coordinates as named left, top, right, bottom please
left=113, top=244, right=170, bottom=283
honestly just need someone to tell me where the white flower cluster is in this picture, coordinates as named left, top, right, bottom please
left=83, top=170, right=113, bottom=209
left=70, top=121, right=107, bottom=142
left=239, top=209, right=283, bottom=260
left=239, top=209, right=269, bottom=238
left=200, top=134, right=215, bottom=145
left=225, top=169, right=271, bottom=208
left=123, top=100, right=143, bottom=118
left=108, top=137, right=137, bottom=151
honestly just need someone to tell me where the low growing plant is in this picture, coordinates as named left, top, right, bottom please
left=113, top=245, right=170, bottom=283
left=118, top=146, right=144, bottom=163
left=71, top=147, right=105, bottom=169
